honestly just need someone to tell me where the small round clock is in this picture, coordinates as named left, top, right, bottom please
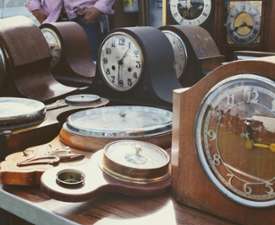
left=226, top=2, right=262, bottom=45
left=41, top=27, right=62, bottom=68
left=169, top=0, right=212, bottom=26
left=97, top=26, right=181, bottom=106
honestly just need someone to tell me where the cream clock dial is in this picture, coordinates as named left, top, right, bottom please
left=169, top=0, right=212, bottom=26
left=162, top=30, right=188, bottom=79
left=226, top=1, right=262, bottom=45
left=41, top=28, right=62, bottom=67
left=99, top=32, right=143, bottom=92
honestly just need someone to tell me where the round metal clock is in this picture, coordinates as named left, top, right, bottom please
left=59, top=106, right=172, bottom=151
left=226, top=2, right=262, bottom=45
left=161, top=30, right=188, bottom=79
left=195, top=74, right=275, bottom=207
left=0, top=97, right=46, bottom=129
left=169, top=0, right=212, bottom=26
left=41, top=27, right=62, bottom=68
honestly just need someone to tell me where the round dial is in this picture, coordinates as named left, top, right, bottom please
left=227, top=2, right=262, bottom=45
left=102, top=140, right=170, bottom=183
left=169, top=0, right=212, bottom=26
left=99, top=32, right=144, bottom=92
left=196, top=74, right=275, bottom=207
left=65, top=106, right=172, bottom=138
left=162, top=30, right=188, bottom=79
left=41, top=28, right=62, bottom=67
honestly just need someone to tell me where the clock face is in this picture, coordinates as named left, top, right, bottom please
left=226, top=1, right=262, bottom=45
left=196, top=74, right=275, bottom=207
left=162, top=30, right=188, bottom=79
left=169, top=0, right=212, bottom=26
left=99, top=32, right=144, bottom=92
left=41, top=28, right=62, bottom=67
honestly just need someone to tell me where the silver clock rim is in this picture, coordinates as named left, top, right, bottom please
left=169, top=0, right=212, bottom=26
left=195, top=74, right=275, bottom=208
left=41, top=27, right=62, bottom=66
left=162, top=30, right=188, bottom=79
left=99, top=31, right=144, bottom=92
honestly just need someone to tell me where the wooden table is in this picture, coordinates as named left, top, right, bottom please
left=0, top=184, right=237, bottom=225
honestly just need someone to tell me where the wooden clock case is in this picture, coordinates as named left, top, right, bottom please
left=172, top=56, right=275, bottom=225
left=160, top=25, right=224, bottom=87
left=92, top=26, right=181, bottom=109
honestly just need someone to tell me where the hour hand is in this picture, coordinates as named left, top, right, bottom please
left=245, top=139, right=275, bottom=153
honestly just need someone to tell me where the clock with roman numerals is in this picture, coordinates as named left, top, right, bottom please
left=96, top=26, right=181, bottom=108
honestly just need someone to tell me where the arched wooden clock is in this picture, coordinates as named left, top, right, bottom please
left=40, top=22, right=96, bottom=87
left=94, top=26, right=181, bottom=108
left=172, top=56, right=275, bottom=225
left=160, top=25, right=224, bottom=86
left=226, top=0, right=264, bottom=49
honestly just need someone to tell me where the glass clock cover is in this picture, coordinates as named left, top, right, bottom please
left=0, top=97, right=46, bottom=126
left=196, top=74, right=275, bottom=207
left=169, top=0, right=212, bottom=26
left=64, top=106, right=172, bottom=138
left=99, top=32, right=143, bottom=92
left=41, top=27, right=62, bottom=67
left=65, top=94, right=100, bottom=105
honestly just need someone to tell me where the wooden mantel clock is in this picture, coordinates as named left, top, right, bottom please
left=172, top=56, right=275, bottom=225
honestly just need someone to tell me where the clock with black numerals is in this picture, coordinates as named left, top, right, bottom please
left=95, top=26, right=181, bottom=108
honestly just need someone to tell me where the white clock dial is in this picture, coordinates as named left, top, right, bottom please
left=99, top=32, right=143, bottom=92
left=41, top=28, right=62, bottom=67
left=162, top=30, right=188, bottom=79
left=169, top=0, right=212, bottom=26
left=226, top=1, right=262, bottom=45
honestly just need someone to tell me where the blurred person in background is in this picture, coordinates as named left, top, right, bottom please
left=26, top=0, right=116, bottom=60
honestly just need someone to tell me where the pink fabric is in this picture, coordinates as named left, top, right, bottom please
left=26, top=0, right=116, bottom=23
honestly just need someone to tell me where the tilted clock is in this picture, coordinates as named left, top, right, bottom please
left=172, top=56, right=275, bottom=225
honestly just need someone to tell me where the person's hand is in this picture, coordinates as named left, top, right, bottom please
left=32, top=9, right=47, bottom=23
left=77, top=7, right=102, bottom=23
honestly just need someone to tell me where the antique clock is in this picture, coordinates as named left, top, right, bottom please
left=40, top=22, right=96, bottom=87
left=226, top=0, right=265, bottom=49
left=0, top=16, right=77, bottom=101
left=172, top=56, right=275, bottom=225
left=94, top=26, right=181, bottom=107
left=165, top=0, right=217, bottom=30
left=160, top=25, right=224, bottom=86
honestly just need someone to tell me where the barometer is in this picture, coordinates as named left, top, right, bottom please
left=41, top=140, right=171, bottom=202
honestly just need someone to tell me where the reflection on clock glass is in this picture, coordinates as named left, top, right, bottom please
left=196, top=74, right=275, bottom=207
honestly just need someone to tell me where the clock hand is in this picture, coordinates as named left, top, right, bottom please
left=245, top=138, right=275, bottom=153
left=118, top=46, right=130, bottom=63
